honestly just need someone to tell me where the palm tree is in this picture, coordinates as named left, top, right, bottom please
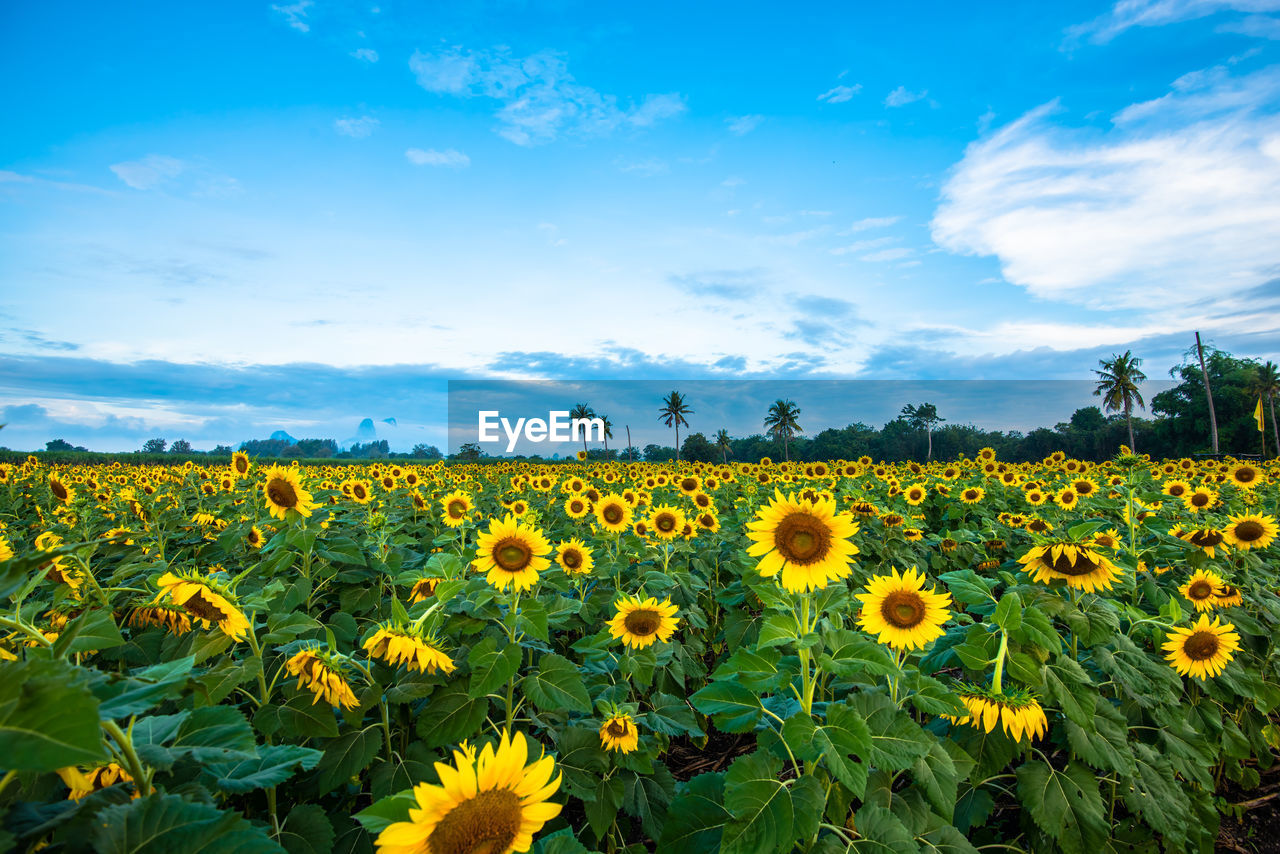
left=1247, top=361, right=1280, bottom=458
left=599, top=414, right=614, bottom=456
left=659, top=391, right=692, bottom=462
left=1093, top=350, right=1147, bottom=453
left=764, top=399, right=803, bottom=462
left=569, top=403, right=595, bottom=457
left=715, top=429, right=732, bottom=463
left=900, top=402, right=944, bottom=460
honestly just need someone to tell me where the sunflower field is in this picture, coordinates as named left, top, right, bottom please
left=1, top=449, right=1279, bottom=854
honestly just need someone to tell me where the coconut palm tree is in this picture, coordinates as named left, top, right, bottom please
left=599, top=414, right=614, bottom=456
left=1093, top=350, right=1147, bottom=453
left=1247, top=360, right=1280, bottom=457
left=715, top=429, right=732, bottom=463
left=569, top=403, right=595, bottom=458
left=764, top=399, right=803, bottom=462
left=659, top=391, right=692, bottom=462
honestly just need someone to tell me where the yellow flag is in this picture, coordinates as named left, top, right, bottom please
left=1256, top=396, right=1265, bottom=432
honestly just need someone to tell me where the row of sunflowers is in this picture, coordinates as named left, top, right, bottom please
left=0, top=448, right=1277, bottom=853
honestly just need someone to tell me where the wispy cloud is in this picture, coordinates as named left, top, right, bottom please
left=817, top=84, right=861, bottom=104
left=409, top=45, right=685, bottom=145
left=1217, top=13, right=1280, bottom=36
left=270, top=0, right=313, bottom=33
left=615, top=156, right=669, bottom=176
left=350, top=47, right=379, bottom=62
left=726, top=114, right=764, bottom=135
left=334, top=116, right=380, bottom=137
left=860, top=247, right=914, bottom=262
left=405, top=148, right=470, bottom=168
left=669, top=269, right=769, bottom=300
left=109, top=155, right=187, bottom=190
left=1066, top=0, right=1280, bottom=44
left=830, top=236, right=897, bottom=255
left=931, top=64, right=1280, bottom=313
left=0, top=170, right=114, bottom=195
left=844, top=215, right=903, bottom=233
left=885, top=86, right=927, bottom=107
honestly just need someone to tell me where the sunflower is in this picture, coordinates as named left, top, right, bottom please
left=608, top=595, right=680, bottom=649
left=1179, top=569, right=1224, bottom=612
left=745, top=491, right=860, bottom=593
left=695, top=511, right=721, bottom=533
left=1162, top=479, right=1191, bottom=499
left=1222, top=513, right=1278, bottom=551
left=1017, top=541, right=1123, bottom=593
left=648, top=504, right=687, bottom=541
left=0, top=535, right=12, bottom=562
left=903, top=484, right=927, bottom=506
left=1183, top=487, right=1217, bottom=513
left=599, top=714, right=640, bottom=754
left=563, top=495, right=590, bottom=519
left=555, top=539, right=594, bottom=576
left=942, top=687, right=1048, bottom=743
left=56, top=764, right=136, bottom=801
left=246, top=526, right=265, bottom=549
left=440, top=491, right=474, bottom=527
left=1025, top=490, right=1047, bottom=507
left=473, top=515, right=552, bottom=592
left=594, top=494, right=632, bottom=534
left=48, top=476, right=73, bottom=504
left=903, top=528, right=924, bottom=542
left=1229, top=463, right=1262, bottom=489
left=1055, top=488, right=1079, bottom=509
left=1177, top=526, right=1226, bottom=558
left=363, top=623, right=456, bottom=674
left=261, top=465, right=316, bottom=520
left=409, top=577, right=441, bottom=603
left=375, top=730, right=561, bottom=854
left=959, top=486, right=985, bottom=505
left=126, top=604, right=192, bottom=635
left=1163, top=615, right=1240, bottom=679
left=231, top=451, right=251, bottom=477
left=856, top=567, right=952, bottom=651
left=1215, top=584, right=1244, bottom=607
left=286, top=646, right=361, bottom=709
left=152, top=571, right=251, bottom=641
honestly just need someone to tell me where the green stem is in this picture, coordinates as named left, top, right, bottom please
left=0, top=615, right=53, bottom=649
left=101, top=719, right=151, bottom=797
left=991, top=630, right=1009, bottom=696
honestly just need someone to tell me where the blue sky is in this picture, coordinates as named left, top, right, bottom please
left=1, top=0, right=1278, bottom=452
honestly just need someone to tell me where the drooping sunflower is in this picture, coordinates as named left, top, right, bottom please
left=152, top=571, right=251, bottom=641
left=1215, top=584, right=1244, bottom=607
left=746, top=490, right=860, bottom=593
left=648, top=504, right=687, bottom=541
left=56, top=763, right=136, bottom=801
left=555, top=539, right=594, bottom=576
left=375, top=730, right=562, bottom=854
left=1017, top=540, right=1123, bottom=593
left=1177, top=526, right=1227, bottom=558
left=126, top=604, right=192, bottom=635
left=1178, top=569, right=1225, bottom=612
left=856, top=566, right=952, bottom=651
left=942, top=686, right=1048, bottom=743
left=1163, top=614, right=1240, bottom=679
left=440, top=491, right=474, bottom=527
left=1222, top=513, right=1278, bottom=551
left=473, top=515, right=552, bottom=592
left=261, top=465, right=317, bottom=520
left=599, top=714, right=640, bottom=754
left=607, top=595, right=680, bottom=649
left=286, top=646, right=361, bottom=709
left=594, top=493, right=633, bottom=534
left=363, top=623, right=456, bottom=675
left=409, top=577, right=441, bottom=603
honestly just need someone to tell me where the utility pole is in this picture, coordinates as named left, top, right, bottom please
left=1195, top=331, right=1219, bottom=455
left=626, top=426, right=633, bottom=462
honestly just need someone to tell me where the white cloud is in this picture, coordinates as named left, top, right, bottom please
left=817, top=84, right=861, bottom=104
left=931, top=64, right=1280, bottom=312
left=830, top=236, right=897, bottom=255
left=270, top=0, right=313, bottom=32
left=409, top=46, right=685, bottom=145
left=885, top=86, right=927, bottom=107
left=721, top=176, right=745, bottom=187
left=334, top=116, right=380, bottom=138
left=844, top=215, right=903, bottom=232
left=615, top=156, right=669, bottom=176
left=860, top=247, right=914, bottom=262
left=727, top=114, right=764, bottom=135
left=109, top=155, right=186, bottom=190
left=350, top=48, right=380, bottom=62
left=1068, top=0, right=1280, bottom=44
left=1219, top=13, right=1280, bottom=36
left=405, top=148, right=470, bottom=168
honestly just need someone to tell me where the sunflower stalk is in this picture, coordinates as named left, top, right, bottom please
left=991, top=629, right=1009, bottom=696
left=101, top=719, right=151, bottom=797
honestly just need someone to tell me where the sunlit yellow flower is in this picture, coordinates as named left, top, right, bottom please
left=261, top=465, right=316, bottom=520
left=856, top=566, right=952, bottom=651
left=375, top=730, right=561, bottom=854
left=126, top=604, right=192, bottom=635
left=286, top=646, right=360, bottom=709
left=473, top=515, right=552, bottom=592
left=1179, top=569, right=1225, bottom=612
left=231, top=451, right=251, bottom=477
left=1017, top=541, right=1122, bottom=593
left=648, top=504, right=687, bottom=541
left=608, top=595, right=680, bottom=649
left=1222, top=513, right=1277, bottom=551
left=554, top=539, right=594, bottom=576
left=409, top=577, right=442, bottom=603
left=152, top=571, right=251, bottom=641
left=746, top=490, right=860, bottom=593
left=1163, top=615, right=1240, bottom=679
left=599, top=714, right=640, bottom=753
left=363, top=623, right=456, bottom=674
left=594, top=493, right=632, bottom=534
left=440, top=491, right=473, bottom=527
left=943, top=687, right=1048, bottom=743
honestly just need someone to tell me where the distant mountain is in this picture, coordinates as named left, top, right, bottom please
left=270, top=430, right=297, bottom=445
